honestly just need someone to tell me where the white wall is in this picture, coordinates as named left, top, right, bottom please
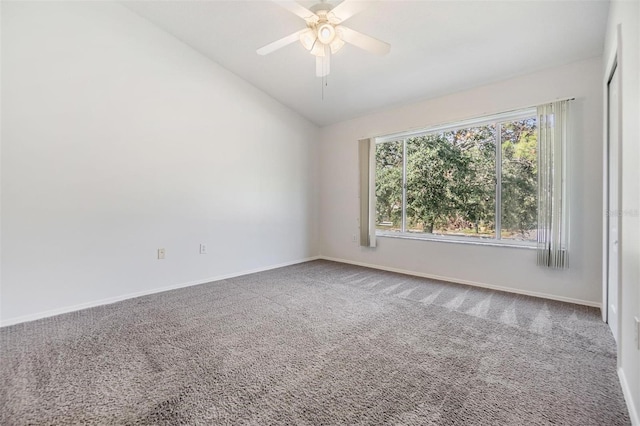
left=604, top=1, right=640, bottom=423
left=0, top=2, right=319, bottom=324
left=319, top=57, right=603, bottom=306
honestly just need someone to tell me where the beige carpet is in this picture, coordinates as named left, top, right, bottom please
left=0, top=260, right=630, bottom=425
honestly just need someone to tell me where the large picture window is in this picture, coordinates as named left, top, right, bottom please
left=375, top=109, right=537, bottom=246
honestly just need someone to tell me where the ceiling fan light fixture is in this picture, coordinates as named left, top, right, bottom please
left=317, top=23, right=336, bottom=44
left=329, top=37, right=345, bottom=54
left=257, top=0, right=391, bottom=77
left=299, top=29, right=316, bottom=51
left=310, top=41, right=325, bottom=57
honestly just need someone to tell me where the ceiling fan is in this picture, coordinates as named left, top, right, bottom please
left=257, top=0, right=391, bottom=77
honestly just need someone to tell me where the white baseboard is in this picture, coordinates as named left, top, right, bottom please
left=319, top=256, right=601, bottom=308
left=619, top=368, right=640, bottom=426
left=0, top=256, right=321, bottom=328
left=0, top=254, right=601, bottom=326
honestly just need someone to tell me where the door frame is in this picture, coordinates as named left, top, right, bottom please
left=602, top=25, right=623, bottom=355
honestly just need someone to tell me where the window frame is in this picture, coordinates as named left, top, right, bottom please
left=374, top=107, right=538, bottom=248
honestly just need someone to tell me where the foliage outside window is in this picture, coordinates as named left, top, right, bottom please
left=375, top=110, right=537, bottom=245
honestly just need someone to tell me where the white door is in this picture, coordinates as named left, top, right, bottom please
left=607, top=65, right=620, bottom=342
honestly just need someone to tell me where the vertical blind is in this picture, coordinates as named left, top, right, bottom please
left=537, top=100, right=569, bottom=269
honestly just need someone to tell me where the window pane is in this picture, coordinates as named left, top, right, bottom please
left=375, top=141, right=403, bottom=232
left=501, top=118, right=537, bottom=241
left=405, top=125, right=496, bottom=238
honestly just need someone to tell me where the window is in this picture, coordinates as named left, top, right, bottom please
left=375, top=109, right=537, bottom=246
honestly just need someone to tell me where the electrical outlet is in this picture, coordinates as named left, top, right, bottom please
left=157, top=248, right=165, bottom=260
left=352, top=234, right=358, bottom=243
left=200, top=243, right=207, bottom=254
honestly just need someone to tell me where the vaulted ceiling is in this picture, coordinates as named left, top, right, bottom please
left=124, top=0, right=609, bottom=126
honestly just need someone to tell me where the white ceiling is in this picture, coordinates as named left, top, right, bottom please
left=123, top=0, right=609, bottom=126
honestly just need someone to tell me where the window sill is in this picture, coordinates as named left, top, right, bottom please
left=376, top=231, right=537, bottom=250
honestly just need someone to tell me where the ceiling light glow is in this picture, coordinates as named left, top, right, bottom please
left=317, top=24, right=336, bottom=44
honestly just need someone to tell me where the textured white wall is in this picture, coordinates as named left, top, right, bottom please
left=319, top=57, right=603, bottom=306
left=1, top=2, right=320, bottom=323
left=604, top=0, right=640, bottom=423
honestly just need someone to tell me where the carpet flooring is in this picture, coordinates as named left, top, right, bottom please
left=0, top=260, right=630, bottom=425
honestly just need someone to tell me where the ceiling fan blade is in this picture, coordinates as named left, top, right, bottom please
left=337, top=26, right=390, bottom=55
left=274, top=1, right=319, bottom=23
left=328, top=0, right=369, bottom=23
left=257, top=29, right=307, bottom=55
left=316, top=46, right=330, bottom=77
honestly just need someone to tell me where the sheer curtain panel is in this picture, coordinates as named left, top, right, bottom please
left=537, top=100, right=569, bottom=269
left=358, top=138, right=376, bottom=248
